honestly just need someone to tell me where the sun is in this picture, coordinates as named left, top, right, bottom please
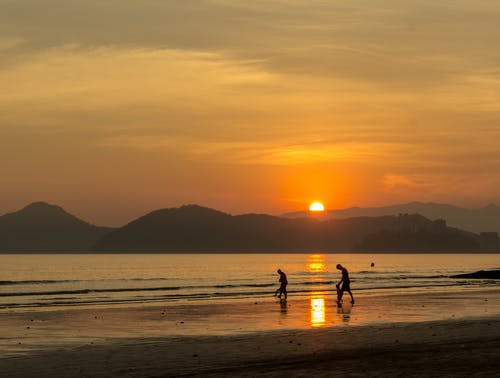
left=309, top=201, right=325, bottom=212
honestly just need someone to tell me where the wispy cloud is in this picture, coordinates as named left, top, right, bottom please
left=2, top=1, right=500, bottom=221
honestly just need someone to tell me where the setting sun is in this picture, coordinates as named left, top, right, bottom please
left=309, top=201, right=325, bottom=212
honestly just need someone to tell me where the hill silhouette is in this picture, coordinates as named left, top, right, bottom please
left=282, top=202, right=500, bottom=233
left=92, top=205, right=320, bottom=252
left=0, top=202, right=488, bottom=253
left=91, top=204, right=481, bottom=253
left=0, top=202, right=113, bottom=252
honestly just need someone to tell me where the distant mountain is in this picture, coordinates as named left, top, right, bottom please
left=92, top=205, right=320, bottom=252
left=0, top=202, right=113, bottom=252
left=92, top=204, right=481, bottom=253
left=282, top=202, right=500, bottom=233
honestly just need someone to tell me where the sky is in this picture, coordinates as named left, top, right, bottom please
left=1, top=0, right=500, bottom=226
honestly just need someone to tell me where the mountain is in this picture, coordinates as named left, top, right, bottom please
left=92, top=204, right=481, bottom=253
left=282, top=202, right=500, bottom=233
left=92, top=205, right=320, bottom=252
left=0, top=202, right=113, bottom=252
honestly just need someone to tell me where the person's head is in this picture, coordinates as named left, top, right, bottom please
left=336, top=264, right=343, bottom=270
left=277, top=269, right=282, bottom=274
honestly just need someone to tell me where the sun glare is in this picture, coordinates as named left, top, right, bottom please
left=310, top=294, right=326, bottom=327
left=309, top=201, right=325, bottom=212
left=307, top=254, right=326, bottom=273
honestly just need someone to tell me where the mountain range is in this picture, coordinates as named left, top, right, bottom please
left=283, top=202, right=500, bottom=234
left=92, top=205, right=480, bottom=252
left=0, top=201, right=495, bottom=253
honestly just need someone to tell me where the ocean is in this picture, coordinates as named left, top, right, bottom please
left=1, top=253, right=500, bottom=309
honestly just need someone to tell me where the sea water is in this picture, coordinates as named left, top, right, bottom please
left=1, top=253, right=499, bottom=309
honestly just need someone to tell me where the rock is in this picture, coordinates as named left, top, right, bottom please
left=450, top=270, right=500, bottom=279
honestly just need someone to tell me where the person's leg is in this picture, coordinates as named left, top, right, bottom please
left=348, top=290, right=354, bottom=304
left=338, top=289, right=344, bottom=302
left=284, top=287, right=287, bottom=300
left=280, top=285, right=286, bottom=299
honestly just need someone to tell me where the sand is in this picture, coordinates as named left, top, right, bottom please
left=1, top=317, right=500, bottom=377
left=1, top=288, right=500, bottom=377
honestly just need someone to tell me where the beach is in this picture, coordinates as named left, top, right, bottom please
left=2, top=317, right=500, bottom=377
left=1, top=287, right=500, bottom=377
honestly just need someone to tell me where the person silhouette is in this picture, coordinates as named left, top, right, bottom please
left=336, top=264, right=354, bottom=304
left=275, top=269, right=288, bottom=301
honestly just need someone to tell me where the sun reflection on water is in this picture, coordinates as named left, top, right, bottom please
left=307, top=254, right=326, bottom=273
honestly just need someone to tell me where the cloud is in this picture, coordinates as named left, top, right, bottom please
left=0, top=46, right=277, bottom=133
left=383, top=174, right=426, bottom=191
left=2, top=1, right=500, bottom=220
left=2, top=1, right=500, bottom=88
left=0, top=37, right=26, bottom=51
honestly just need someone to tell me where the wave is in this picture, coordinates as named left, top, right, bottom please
left=0, top=280, right=75, bottom=285
left=0, top=286, right=182, bottom=297
left=0, top=278, right=171, bottom=286
left=213, top=283, right=275, bottom=288
left=380, top=275, right=449, bottom=280
left=0, top=283, right=281, bottom=297
left=0, top=273, right=452, bottom=287
left=0, top=280, right=351, bottom=298
left=0, top=279, right=481, bottom=300
left=0, top=274, right=469, bottom=299
left=0, top=281, right=484, bottom=310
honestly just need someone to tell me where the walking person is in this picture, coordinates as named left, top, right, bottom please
left=336, top=264, right=354, bottom=304
left=274, top=269, right=288, bottom=301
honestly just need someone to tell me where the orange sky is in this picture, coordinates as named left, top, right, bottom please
left=1, top=1, right=500, bottom=226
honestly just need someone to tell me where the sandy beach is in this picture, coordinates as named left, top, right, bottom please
left=1, top=287, right=500, bottom=377
left=1, top=317, right=500, bottom=377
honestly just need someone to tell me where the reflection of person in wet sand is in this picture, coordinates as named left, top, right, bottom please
left=280, top=299, right=287, bottom=313
left=336, top=264, right=354, bottom=304
left=337, top=301, right=353, bottom=323
left=274, top=269, right=288, bottom=300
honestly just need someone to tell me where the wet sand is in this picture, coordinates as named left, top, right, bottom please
left=1, top=317, right=500, bottom=377
left=1, top=287, right=500, bottom=377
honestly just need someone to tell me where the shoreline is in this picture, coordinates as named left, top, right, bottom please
left=1, top=287, right=500, bottom=376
